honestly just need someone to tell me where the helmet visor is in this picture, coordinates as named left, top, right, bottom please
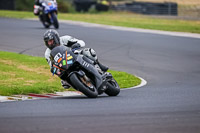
left=45, top=39, right=55, bottom=50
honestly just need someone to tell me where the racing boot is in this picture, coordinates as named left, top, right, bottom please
left=61, top=80, right=71, bottom=89
left=96, top=60, right=109, bottom=72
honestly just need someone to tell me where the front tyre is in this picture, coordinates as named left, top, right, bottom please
left=51, top=12, right=59, bottom=29
left=105, top=79, right=120, bottom=96
left=69, top=73, right=98, bottom=98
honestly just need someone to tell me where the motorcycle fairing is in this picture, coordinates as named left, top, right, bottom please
left=51, top=46, right=76, bottom=70
left=76, top=55, right=103, bottom=90
left=43, top=1, right=57, bottom=14
left=51, top=46, right=104, bottom=91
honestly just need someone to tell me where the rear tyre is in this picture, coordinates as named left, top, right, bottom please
left=39, top=15, right=50, bottom=28
left=69, top=73, right=98, bottom=98
left=105, top=79, right=120, bottom=96
left=42, top=22, right=50, bottom=28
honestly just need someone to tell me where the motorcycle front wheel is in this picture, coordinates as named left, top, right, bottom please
left=51, top=12, right=59, bottom=29
left=69, top=73, right=98, bottom=98
left=105, top=79, right=120, bottom=96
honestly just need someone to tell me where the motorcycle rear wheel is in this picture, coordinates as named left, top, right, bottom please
left=69, top=73, right=98, bottom=98
left=39, top=15, right=50, bottom=28
left=42, top=22, right=50, bottom=28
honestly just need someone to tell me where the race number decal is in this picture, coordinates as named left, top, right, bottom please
left=54, top=53, right=62, bottom=62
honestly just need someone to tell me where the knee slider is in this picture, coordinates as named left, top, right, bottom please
left=82, top=48, right=98, bottom=61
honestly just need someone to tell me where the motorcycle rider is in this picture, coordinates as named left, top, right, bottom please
left=43, top=29, right=108, bottom=89
left=34, top=0, right=57, bottom=15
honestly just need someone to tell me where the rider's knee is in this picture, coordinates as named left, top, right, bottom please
left=81, top=48, right=98, bottom=62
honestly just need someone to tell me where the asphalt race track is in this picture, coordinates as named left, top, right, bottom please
left=0, top=18, right=200, bottom=133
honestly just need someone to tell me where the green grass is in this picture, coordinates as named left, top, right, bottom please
left=0, top=10, right=200, bottom=33
left=0, top=10, right=36, bottom=18
left=0, top=51, right=141, bottom=96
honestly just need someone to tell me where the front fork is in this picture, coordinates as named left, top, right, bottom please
left=48, top=13, right=53, bottom=23
left=48, top=12, right=56, bottom=23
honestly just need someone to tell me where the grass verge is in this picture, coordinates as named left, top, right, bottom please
left=0, top=51, right=141, bottom=96
left=0, top=10, right=200, bottom=33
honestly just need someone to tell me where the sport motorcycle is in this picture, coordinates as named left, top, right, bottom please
left=34, top=0, right=59, bottom=29
left=50, top=46, right=120, bottom=98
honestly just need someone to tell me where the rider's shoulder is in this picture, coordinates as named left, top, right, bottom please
left=60, top=35, right=72, bottom=40
left=44, top=48, right=51, bottom=58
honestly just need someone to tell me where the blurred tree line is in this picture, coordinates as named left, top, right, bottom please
left=15, top=0, right=74, bottom=12
left=15, top=0, right=126, bottom=12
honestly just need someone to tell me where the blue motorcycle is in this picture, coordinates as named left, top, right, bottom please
left=39, top=1, right=59, bottom=29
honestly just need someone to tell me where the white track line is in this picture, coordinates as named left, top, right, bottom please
left=28, top=18, right=200, bottom=39
left=60, top=20, right=200, bottom=39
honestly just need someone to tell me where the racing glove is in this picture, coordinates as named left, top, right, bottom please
left=71, top=43, right=81, bottom=52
